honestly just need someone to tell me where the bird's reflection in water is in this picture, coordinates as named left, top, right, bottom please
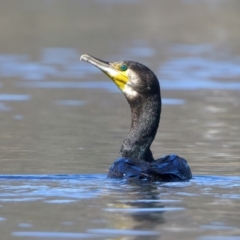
left=104, top=180, right=177, bottom=239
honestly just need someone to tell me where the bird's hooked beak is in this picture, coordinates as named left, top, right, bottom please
left=80, top=54, right=129, bottom=91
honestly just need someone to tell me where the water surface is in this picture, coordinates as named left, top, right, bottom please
left=0, top=174, right=240, bottom=239
left=0, top=0, right=240, bottom=239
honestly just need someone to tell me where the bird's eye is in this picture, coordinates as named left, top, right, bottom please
left=120, top=64, right=128, bottom=71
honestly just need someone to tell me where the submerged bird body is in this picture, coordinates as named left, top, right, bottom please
left=108, top=155, right=191, bottom=181
left=80, top=54, right=192, bottom=181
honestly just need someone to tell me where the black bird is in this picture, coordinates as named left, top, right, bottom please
left=80, top=54, right=192, bottom=181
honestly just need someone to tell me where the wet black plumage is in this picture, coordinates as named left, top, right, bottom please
left=108, top=154, right=191, bottom=181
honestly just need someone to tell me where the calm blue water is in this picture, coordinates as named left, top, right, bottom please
left=0, top=174, right=239, bottom=239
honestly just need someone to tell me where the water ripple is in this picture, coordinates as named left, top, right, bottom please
left=1, top=47, right=240, bottom=92
left=104, top=207, right=185, bottom=213
left=0, top=175, right=240, bottom=204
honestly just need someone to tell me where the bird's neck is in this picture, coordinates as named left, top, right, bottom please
left=119, top=94, right=161, bottom=162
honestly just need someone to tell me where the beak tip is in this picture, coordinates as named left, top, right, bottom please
left=80, top=54, right=90, bottom=62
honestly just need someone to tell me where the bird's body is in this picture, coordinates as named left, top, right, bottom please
left=80, top=54, right=192, bottom=181
left=108, top=155, right=191, bottom=181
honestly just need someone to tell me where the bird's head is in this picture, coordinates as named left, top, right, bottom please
left=80, top=54, right=160, bottom=101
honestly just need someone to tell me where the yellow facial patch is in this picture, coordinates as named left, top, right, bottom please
left=103, top=63, right=129, bottom=91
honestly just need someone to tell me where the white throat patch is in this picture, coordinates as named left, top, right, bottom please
left=122, top=69, right=138, bottom=98
left=123, top=83, right=138, bottom=98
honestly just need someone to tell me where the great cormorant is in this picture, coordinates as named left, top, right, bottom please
left=80, top=54, right=192, bottom=181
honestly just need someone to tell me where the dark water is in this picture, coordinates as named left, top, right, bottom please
left=0, top=1, right=240, bottom=239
